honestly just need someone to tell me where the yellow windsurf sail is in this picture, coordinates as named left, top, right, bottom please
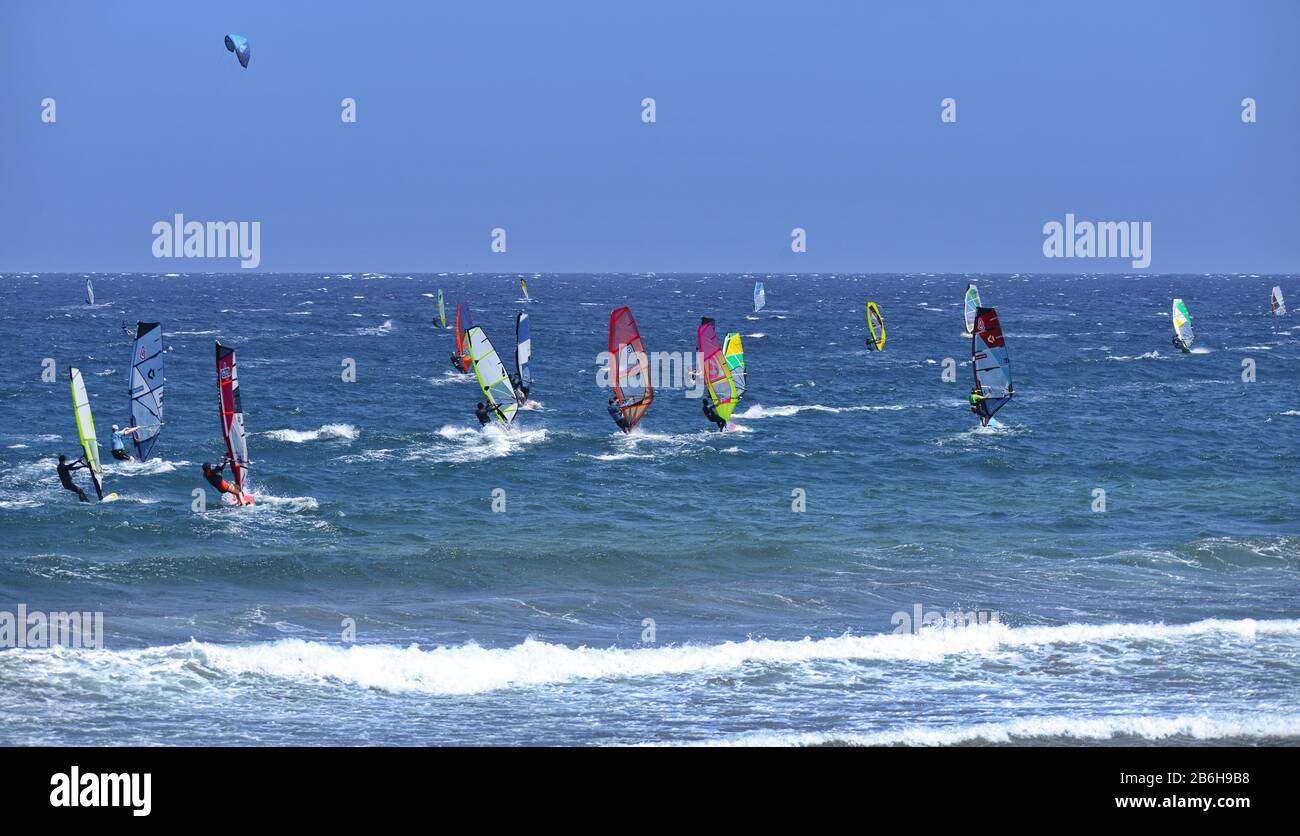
left=69, top=367, right=104, bottom=500
left=867, top=301, right=886, bottom=351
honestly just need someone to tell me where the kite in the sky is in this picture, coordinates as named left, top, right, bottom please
left=224, top=34, right=250, bottom=68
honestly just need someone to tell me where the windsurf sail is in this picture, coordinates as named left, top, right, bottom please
left=69, top=367, right=104, bottom=500
left=521, top=278, right=530, bottom=301
left=963, top=283, right=980, bottom=334
left=698, top=317, right=741, bottom=422
left=85, top=279, right=94, bottom=305
left=754, top=281, right=766, bottom=313
left=436, top=289, right=447, bottom=327
left=972, top=307, right=1013, bottom=420
left=1172, top=299, right=1194, bottom=349
left=515, top=311, right=533, bottom=389
left=723, top=332, right=747, bottom=398
left=455, top=304, right=474, bottom=371
left=127, top=322, right=165, bottom=461
left=1271, top=286, right=1287, bottom=316
left=610, top=306, right=654, bottom=430
left=467, top=326, right=518, bottom=426
left=215, top=342, right=250, bottom=494
left=867, top=301, right=886, bottom=351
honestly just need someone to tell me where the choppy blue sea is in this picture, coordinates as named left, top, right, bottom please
left=1, top=272, right=1298, bottom=746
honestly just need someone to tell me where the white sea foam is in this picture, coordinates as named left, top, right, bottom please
left=713, top=714, right=1300, bottom=747
left=736, top=403, right=907, bottom=419
left=431, top=424, right=549, bottom=463
left=262, top=424, right=359, bottom=444
left=1106, top=351, right=1162, bottom=361
left=357, top=319, right=395, bottom=336
left=428, top=371, right=472, bottom=387
left=8, top=617, right=1293, bottom=698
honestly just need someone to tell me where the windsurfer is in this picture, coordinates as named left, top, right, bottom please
left=202, top=459, right=248, bottom=505
left=511, top=372, right=532, bottom=405
left=702, top=399, right=727, bottom=432
left=109, top=424, right=141, bottom=462
left=969, top=386, right=989, bottom=425
left=475, top=402, right=491, bottom=426
left=451, top=352, right=464, bottom=373
left=608, top=397, right=632, bottom=432
left=1171, top=335, right=1187, bottom=352
left=56, top=454, right=90, bottom=503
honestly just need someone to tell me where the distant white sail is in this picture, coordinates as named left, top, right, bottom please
left=1272, top=286, right=1287, bottom=316
left=963, top=284, right=980, bottom=334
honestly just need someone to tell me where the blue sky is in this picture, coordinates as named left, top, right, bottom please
left=2, top=0, right=1297, bottom=273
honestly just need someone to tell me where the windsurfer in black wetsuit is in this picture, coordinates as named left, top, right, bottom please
left=475, top=402, right=491, bottom=426
left=702, top=399, right=727, bottom=432
left=56, top=454, right=90, bottom=503
left=451, top=351, right=464, bottom=373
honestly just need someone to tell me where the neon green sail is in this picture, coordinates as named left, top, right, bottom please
left=436, top=289, right=446, bottom=327
left=69, top=367, right=104, bottom=500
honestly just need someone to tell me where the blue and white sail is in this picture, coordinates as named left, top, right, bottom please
left=753, top=281, right=766, bottom=313
left=127, top=322, right=165, bottom=461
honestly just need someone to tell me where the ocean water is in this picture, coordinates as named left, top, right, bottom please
left=1, top=272, right=1298, bottom=746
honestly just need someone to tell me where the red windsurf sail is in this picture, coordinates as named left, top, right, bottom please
left=610, top=306, right=654, bottom=430
left=215, top=342, right=250, bottom=493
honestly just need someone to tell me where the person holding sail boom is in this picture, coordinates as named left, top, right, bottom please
left=202, top=459, right=248, bottom=505
left=969, top=387, right=989, bottom=426
left=703, top=399, right=727, bottom=432
left=608, top=397, right=633, bottom=433
left=109, top=424, right=143, bottom=462
left=56, top=454, right=91, bottom=503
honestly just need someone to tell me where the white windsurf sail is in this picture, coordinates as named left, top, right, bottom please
left=467, top=326, right=519, bottom=426
left=128, top=322, right=165, bottom=461
left=1172, top=298, right=1194, bottom=350
left=754, top=281, right=766, bottom=313
left=1271, top=286, right=1286, bottom=316
left=85, top=279, right=94, bottom=305
left=69, top=367, right=104, bottom=500
left=515, top=311, right=532, bottom=389
left=963, top=283, right=980, bottom=334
